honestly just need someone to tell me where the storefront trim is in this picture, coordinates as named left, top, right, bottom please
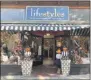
left=1, top=21, right=89, bottom=24
left=1, top=24, right=90, bottom=31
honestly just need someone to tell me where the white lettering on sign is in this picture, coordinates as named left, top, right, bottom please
left=30, top=8, right=65, bottom=18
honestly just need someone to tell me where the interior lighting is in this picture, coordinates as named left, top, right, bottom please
left=46, top=33, right=50, bottom=36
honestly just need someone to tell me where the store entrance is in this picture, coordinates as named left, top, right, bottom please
left=42, top=33, right=56, bottom=65
left=31, top=31, right=67, bottom=65
left=43, top=38, right=55, bottom=59
left=43, top=38, right=55, bottom=65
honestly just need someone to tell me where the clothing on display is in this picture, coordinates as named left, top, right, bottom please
left=61, top=51, right=69, bottom=60
left=24, top=52, right=31, bottom=58
left=38, top=45, right=41, bottom=55
left=56, top=54, right=62, bottom=59
left=62, top=51, right=69, bottom=56
left=32, top=41, right=34, bottom=48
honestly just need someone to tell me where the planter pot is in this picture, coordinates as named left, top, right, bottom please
left=61, top=59, right=71, bottom=76
left=21, top=59, right=33, bottom=76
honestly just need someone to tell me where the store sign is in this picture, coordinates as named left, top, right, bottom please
left=26, top=6, right=69, bottom=20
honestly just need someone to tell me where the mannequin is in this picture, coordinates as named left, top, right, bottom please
left=56, top=42, right=63, bottom=74
left=62, top=47, right=69, bottom=59
left=21, top=47, right=33, bottom=76
left=61, top=47, right=71, bottom=75
left=24, top=47, right=31, bottom=59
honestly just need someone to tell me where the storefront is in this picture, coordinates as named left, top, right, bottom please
left=1, top=1, right=90, bottom=65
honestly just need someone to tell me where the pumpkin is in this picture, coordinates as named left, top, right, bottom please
left=56, top=49, right=61, bottom=54
left=25, top=48, right=30, bottom=52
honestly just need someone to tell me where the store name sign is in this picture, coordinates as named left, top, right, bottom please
left=26, top=6, right=69, bottom=20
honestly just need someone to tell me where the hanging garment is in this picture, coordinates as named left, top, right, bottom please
left=16, top=56, right=21, bottom=65
left=38, top=45, right=41, bottom=55
left=62, top=51, right=69, bottom=59
left=24, top=52, right=31, bottom=58
left=31, top=41, right=34, bottom=48
left=24, top=35, right=28, bottom=40
left=62, top=51, right=69, bottom=56
left=56, top=54, right=62, bottom=59
left=55, top=54, right=62, bottom=68
left=1, top=54, right=9, bottom=62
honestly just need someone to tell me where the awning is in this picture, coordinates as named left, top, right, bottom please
left=70, top=28, right=90, bottom=36
left=1, top=24, right=90, bottom=31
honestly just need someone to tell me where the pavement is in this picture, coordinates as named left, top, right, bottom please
left=1, top=65, right=90, bottom=80
left=1, top=74, right=90, bottom=80
left=1, top=59, right=90, bottom=80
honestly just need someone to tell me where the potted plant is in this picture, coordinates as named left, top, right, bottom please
left=21, top=47, right=33, bottom=76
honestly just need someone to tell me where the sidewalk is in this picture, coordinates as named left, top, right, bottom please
left=1, top=74, right=90, bottom=80
left=1, top=59, right=90, bottom=80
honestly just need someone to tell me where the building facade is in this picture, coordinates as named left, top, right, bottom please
left=1, top=1, right=90, bottom=65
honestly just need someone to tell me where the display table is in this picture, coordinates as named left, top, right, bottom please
left=21, top=59, right=33, bottom=76
left=61, top=59, right=71, bottom=76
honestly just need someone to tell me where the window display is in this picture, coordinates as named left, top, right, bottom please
left=1, top=32, right=22, bottom=64
left=21, top=32, right=43, bottom=62
left=31, top=36, right=42, bottom=61
left=1, top=31, right=90, bottom=65
left=55, top=36, right=90, bottom=64
left=1, top=31, right=43, bottom=65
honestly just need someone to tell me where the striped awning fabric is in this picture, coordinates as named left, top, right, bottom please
left=1, top=24, right=90, bottom=31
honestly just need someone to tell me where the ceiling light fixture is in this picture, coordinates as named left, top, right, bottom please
left=46, top=33, right=50, bottom=36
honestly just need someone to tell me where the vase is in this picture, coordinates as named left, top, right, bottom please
left=61, top=59, right=71, bottom=76
left=21, top=59, right=33, bottom=76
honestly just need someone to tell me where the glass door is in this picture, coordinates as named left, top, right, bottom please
left=43, top=38, right=55, bottom=59
left=43, top=38, right=55, bottom=65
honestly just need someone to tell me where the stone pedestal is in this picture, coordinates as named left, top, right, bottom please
left=61, top=60, right=71, bottom=76
left=21, top=59, right=33, bottom=76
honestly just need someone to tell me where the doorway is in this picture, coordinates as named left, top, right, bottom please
left=43, top=38, right=55, bottom=65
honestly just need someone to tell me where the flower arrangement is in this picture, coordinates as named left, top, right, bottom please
left=12, top=40, right=22, bottom=54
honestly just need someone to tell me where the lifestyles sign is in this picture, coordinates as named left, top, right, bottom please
left=26, top=6, right=69, bottom=20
